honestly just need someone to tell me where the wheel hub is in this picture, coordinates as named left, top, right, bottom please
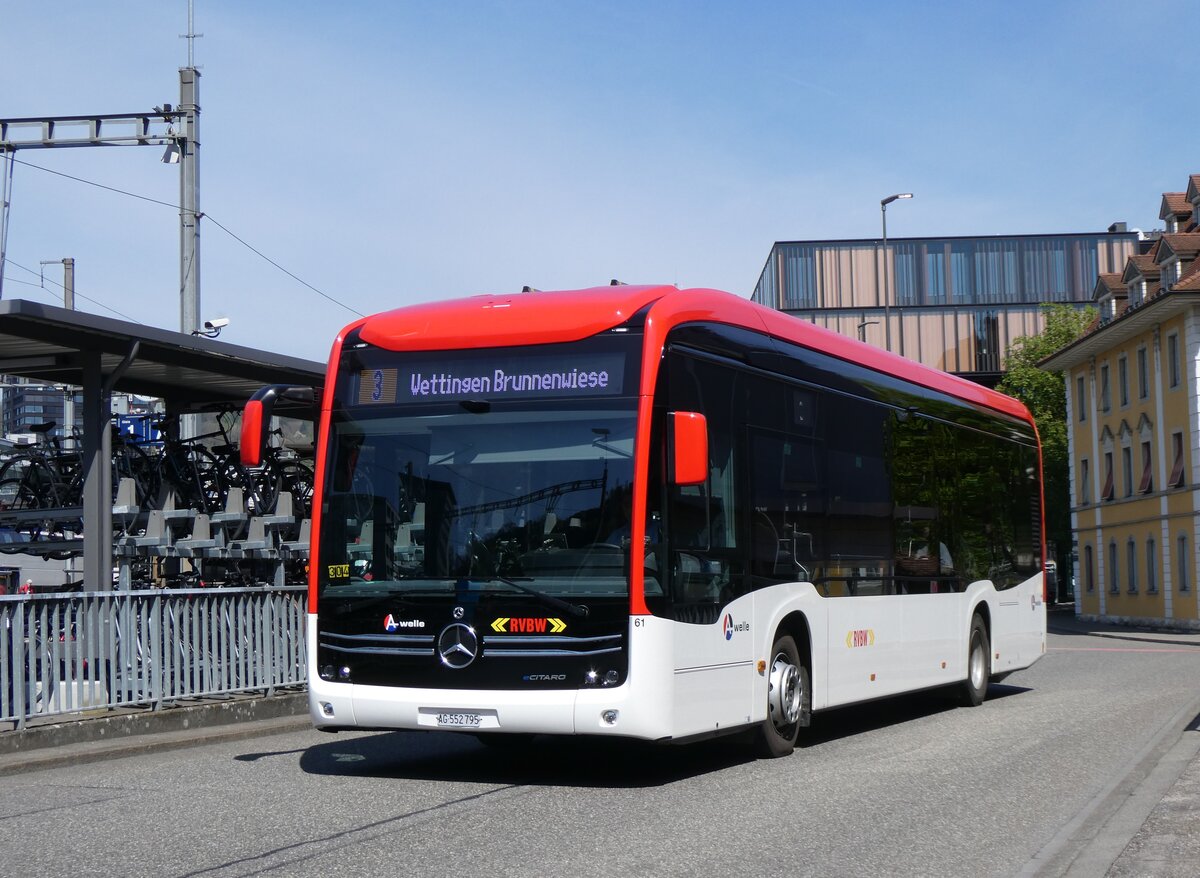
left=768, top=653, right=802, bottom=728
left=969, top=639, right=985, bottom=689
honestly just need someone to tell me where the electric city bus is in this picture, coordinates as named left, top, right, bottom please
left=242, top=284, right=1046, bottom=757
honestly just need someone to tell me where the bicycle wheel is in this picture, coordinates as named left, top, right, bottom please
left=190, top=447, right=228, bottom=514
left=275, top=459, right=314, bottom=518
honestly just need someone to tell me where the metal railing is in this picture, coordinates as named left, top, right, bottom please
left=1, top=587, right=306, bottom=730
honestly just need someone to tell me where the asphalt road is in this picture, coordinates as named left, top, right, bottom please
left=3, top=623, right=1199, bottom=878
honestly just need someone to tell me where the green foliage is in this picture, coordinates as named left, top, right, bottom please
left=996, top=303, right=1095, bottom=569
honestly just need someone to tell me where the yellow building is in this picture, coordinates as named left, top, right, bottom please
left=1042, top=175, right=1200, bottom=629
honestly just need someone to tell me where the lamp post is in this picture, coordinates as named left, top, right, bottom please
left=880, top=193, right=913, bottom=352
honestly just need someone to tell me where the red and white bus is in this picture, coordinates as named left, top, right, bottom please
left=243, top=284, right=1046, bottom=756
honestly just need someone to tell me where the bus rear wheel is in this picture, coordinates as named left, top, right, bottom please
left=959, top=615, right=990, bottom=707
left=754, top=633, right=808, bottom=758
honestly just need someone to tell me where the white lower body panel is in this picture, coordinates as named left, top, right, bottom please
left=307, top=614, right=677, bottom=741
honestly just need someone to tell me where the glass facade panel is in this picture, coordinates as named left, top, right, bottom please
left=925, top=245, right=946, bottom=304
left=950, top=243, right=974, bottom=303
left=783, top=244, right=817, bottom=308
left=894, top=243, right=919, bottom=306
left=751, top=233, right=1135, bottom=377
left=1022, top=238, right=1069, bottom=301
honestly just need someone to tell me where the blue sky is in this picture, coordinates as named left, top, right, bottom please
left=1, top=1, right=1194, bottom=361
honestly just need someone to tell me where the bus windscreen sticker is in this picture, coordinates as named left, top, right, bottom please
left=383, top=353, right=626, bottom=403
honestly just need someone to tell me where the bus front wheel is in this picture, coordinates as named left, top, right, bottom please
left=960, top=615, right=990, bottom=707
left=754, top=633, right=809, bottom=758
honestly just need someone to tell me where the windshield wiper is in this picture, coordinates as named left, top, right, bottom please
left=477, top=576, right=589, bottom=618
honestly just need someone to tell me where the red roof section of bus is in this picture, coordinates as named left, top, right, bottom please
left=356, top=285, right=674, bottom=351
left=644, top=287, right=1034, bottom=424
left=350, top=284, right=1032, bottom=424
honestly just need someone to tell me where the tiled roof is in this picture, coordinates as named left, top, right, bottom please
left=1122, top=254, right=1161, bottom=283
left=1161, top=192, right=1192, bottom=218
left=1175, top=260, right=1200, bottom=291
left=1187, top=175, right=1200, bottom=202
left=1158, top=233, right=1200, bottom=261
left=1093, top=273, right=1125, bottom=299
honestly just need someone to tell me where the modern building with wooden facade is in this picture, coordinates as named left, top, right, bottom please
left=753, top=228, right=1139, bottom=384
left=1041, top=174, right=1200, bottom=629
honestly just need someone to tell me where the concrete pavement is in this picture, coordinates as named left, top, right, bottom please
left=2, top=613, right=1198, bottom=877
left=0, top=689, right=310, bottom=776
left=1042, top=608, right=1200, bottom=878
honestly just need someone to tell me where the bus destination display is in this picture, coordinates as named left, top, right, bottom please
left=356, top=352, right=626, bottom=405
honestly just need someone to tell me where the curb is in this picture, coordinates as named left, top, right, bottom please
left=1047, top=622, right=1200, bottom=649
left=0, top=691, right=311, bottom=777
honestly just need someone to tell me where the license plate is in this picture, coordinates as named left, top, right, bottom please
left=436, top=712, right=482, bottom=727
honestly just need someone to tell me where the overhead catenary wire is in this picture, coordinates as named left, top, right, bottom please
left=5, top=154, right=364, bottom=319
left=4, top=257, right=140, bottom=322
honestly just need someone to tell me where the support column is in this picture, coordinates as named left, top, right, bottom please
left=80, top=350, right=113, bottom=590
left=179, top=66, right=201, bottom=337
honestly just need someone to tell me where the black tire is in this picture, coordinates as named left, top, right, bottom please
left=960, top=615, right=990, bottom=707
left=754, top=633, right=809, bottom=758
left=111, top=441, right=157, bottom=508
left=275, top=459, right=314, bottom=518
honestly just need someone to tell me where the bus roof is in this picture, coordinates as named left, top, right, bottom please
left=352, top=284, right=1033, bottom=424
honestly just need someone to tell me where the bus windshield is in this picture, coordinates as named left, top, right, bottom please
left=319, top=402, right=639, bottom=601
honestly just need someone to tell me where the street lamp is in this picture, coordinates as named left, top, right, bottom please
left=880, top=193, right=913, bottom=352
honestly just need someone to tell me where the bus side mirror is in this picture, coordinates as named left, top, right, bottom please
left=240, top=400, right=266, bottom=466
left=240, top=384, right=315, bottom=466
left=670, top=411, right=708, bottom=486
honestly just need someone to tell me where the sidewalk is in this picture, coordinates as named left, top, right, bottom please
left=1044, top=607, right=1200, bottom=877
left=0, top=689, right=310, bottom=777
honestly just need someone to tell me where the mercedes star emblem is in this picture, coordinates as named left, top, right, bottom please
left=437, top=623, right=478, bottom=669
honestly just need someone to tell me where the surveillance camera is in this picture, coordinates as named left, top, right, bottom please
left=203, top=317, right=230, bottom=330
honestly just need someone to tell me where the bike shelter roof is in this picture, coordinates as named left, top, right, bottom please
left=0, top=298, right=325, bottom=590
left=0, top=298, right=323, bottom=408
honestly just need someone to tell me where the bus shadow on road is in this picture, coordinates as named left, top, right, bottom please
left=295, top=685, right=1031, bottom=786
left=297, top=730, right=755, bottom=788
left=799, top=683, right=1032, bottom=747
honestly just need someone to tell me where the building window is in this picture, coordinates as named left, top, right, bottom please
left=1118, top=356, right=1129, bottom=407
left=1122, top=446, right=1133, bottom=498
left=1138, top=441, right=1153, bottom=494
left=1147, top=537, right=1157, bottom=593
left=1137, top=347, right=1149, bottom=399
left=1102, top=452, right=1115, bottom=501
left=925, top=247, right=946, bottom=304
left=1109, top=541, right=1119, bottom=593
left=1168, top=333, right=1180, bottom=388
left=1178, top=535, right=1190, bottom=593
left=975, top=310, right=1000, bottom=373
left=1085, top=544, right=1094, bottom=592
left=950, top=244, right=974, bottom=303
left=1077, top=375, right=1087, bottom=422
left=1127, top=538, right=1138, bottom=594
left=782, top=245, right=817, bottom=308
left=894, top=243, right=920, bottom=306
left=1100, top=364, right=1111, bottom=411
left=1079, top=458, right=1090, bottom=504
left=1169, top=432, right=1186, bottom=487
